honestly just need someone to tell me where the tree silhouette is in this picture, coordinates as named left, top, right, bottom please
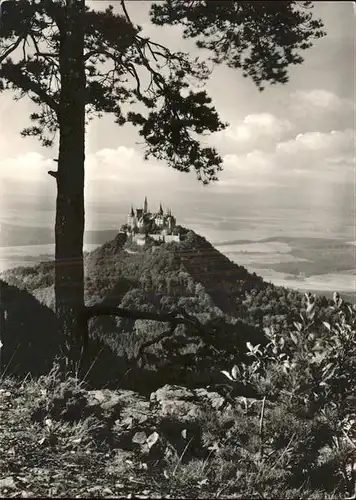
left=0, top=0, right=325, bottom=364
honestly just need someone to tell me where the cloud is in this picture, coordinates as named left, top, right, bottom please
left=0, top=152, right=54, bottom=205
left=85, top=145, right=196, bottom=188
left=291, top=89, right=354, bottom=114
left=2, top=124, right=352, bottom=204
left=276, top=128, right=354, bottom=181
left=215, top=127, right=354, bottom=191
left=287, top=89, right=355, bottom=132
left=221, top=113, right=294, bottom=152
left=84, top=145, right=200, bottom=206
left=215, top=89, right=354, bottom=159
left=223, top=150, right=273, bottom=175
left=218, top=89, right=354, bottom=156
left=0, top=152, right=53, bottom=183
left=273, top=129, right=354, bottom=186
left=86, top=146, right=171, bottom=183
left=210, top=87, right=354, bottom=190
left=216, top=150, right=277, bottom=190
left=0, top=146, right=189, bottom=187
left=276, top=128, right=354, bottom=156
left=216, top=150, right=276, bottom=191
left=0, top=81, right=353, bottom=211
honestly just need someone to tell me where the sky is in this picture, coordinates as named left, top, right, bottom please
left=0, top=1, right=354, bottom=234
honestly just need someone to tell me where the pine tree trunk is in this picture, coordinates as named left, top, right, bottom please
left=55, top=0, right=86, bottom=366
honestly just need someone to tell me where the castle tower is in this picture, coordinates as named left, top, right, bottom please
left=127, top=205, right=134, bottom=227
left=159, top=202, right=164, bottom=215
left=144, top=196, right=148, bottom=214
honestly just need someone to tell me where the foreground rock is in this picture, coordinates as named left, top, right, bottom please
left=30, top=381, right=266, bottom=464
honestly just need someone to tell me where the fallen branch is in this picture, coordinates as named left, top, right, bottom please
left=83, top=304, right=204, bottom=332
left=81, top=304, right=212, bottom=355
left=136, top=323, right=176, bottom=360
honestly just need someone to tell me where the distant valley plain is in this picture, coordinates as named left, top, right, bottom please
left=0, top=205, right=354, bottom=302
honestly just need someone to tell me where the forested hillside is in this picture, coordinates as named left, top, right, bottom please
left=0, top=229, right=344, bottom=393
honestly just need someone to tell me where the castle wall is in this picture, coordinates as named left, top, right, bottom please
left=132, top=234, right=146, bottom=246
left=147, top=234, right=180, bottom=243
left=164, top=235, right=180, bottom=243
left=149, top=234, right=163, bottom=242
left=130, top=233, right=181, bottom=246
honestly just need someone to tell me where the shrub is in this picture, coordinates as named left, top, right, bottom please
left=221, top=292, right=356, bottom=497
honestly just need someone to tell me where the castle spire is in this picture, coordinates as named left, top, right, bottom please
left=130, top=205, right=134, bottom=217
left=159, top=202, right=163, bottom=215
left=144, top=196, right=148, bottom=213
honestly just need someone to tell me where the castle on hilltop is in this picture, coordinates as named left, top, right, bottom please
left=123, top=197, right=181, bottom=246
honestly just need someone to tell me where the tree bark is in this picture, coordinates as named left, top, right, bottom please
left=55, top=0, right=86, bottom=365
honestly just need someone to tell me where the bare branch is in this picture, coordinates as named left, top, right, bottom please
left=81, top=304, right=221, bottom=358
left=126, top=62, right=141, bottom=96
left=0, top=35, right=26, bottom=65
left=136, top=323, right=176, bottom=360
left=120, top=0, right=133, bottom=28
left=120, top=0, right=167, bottom=89
left=84, top=304, right=204, bottom=332
left=78, top=304, right=205, bottom=352
left=84, top=49, right=99, bottom=62
left=84, top=47, right=120, bottom=64
left=30, top=33, right=59, bottom=64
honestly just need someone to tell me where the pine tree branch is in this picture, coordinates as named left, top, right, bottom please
left=7, top=65, right=60, bottom=112
left=24, top=76, right=60, bottom=113
left=84, top=48, right=110, bottom=62
left=0, top=35, right=26, bottom=65
left=29, top=33, right=59, bottom=65
left=120, top=0, right=168, bottom=89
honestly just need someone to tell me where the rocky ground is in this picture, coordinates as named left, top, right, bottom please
left=0, top=368, right=243, bottom=499
left=0, top=364, right=347, bottom=499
